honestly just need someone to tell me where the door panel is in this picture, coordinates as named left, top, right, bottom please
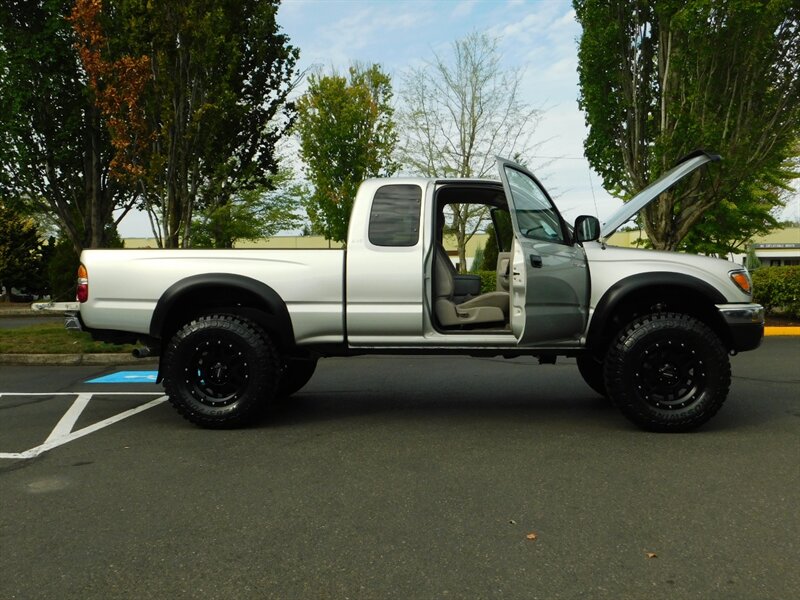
left=498, top=159, right=590, bottom=345
left=346, top=183, right=426, bottom=345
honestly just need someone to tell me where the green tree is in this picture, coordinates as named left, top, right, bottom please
left=0, top=202, right=46, bottom=301
left=399, top=32, right=542, bottom=272
left=190, top=169, right=303, bottom=248
left=482, top=225, right=500, bottom=271
left=574, top=0, right=800, bottom=252
left=295, top=64, right=398, bottom=243
left=469, top=246, right=484, bottom=274
left=0, top=0, right=135, bottom=255
left=744, top=245, right=762, bottom=271
left=71, top=0, right=300, bottom=248
left=47, top=237, right=81, bottom=302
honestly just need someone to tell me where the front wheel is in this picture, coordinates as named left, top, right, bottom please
left=163, top=314, right=280, bottom=428
left=604, top=312, right=731, bottom=432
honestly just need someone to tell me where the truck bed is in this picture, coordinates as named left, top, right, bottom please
left=79, top=248, right=346, bottom=345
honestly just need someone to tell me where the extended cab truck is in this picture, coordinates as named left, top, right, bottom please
left=71, top=152, right=764, bottom=431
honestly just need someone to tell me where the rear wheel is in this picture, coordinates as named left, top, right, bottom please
left=163, top=314, right=279, bottom=428
left=605, top=312, right=731, bottom=432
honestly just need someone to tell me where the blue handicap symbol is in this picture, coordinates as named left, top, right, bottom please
left=86, top=371, right=159, bottom=384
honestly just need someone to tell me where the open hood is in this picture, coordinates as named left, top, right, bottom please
left=600, top=151, right=721, bottom=239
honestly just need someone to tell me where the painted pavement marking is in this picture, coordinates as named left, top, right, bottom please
left=86, top=371, right=159, bottom=384
left=0, top=393, right=167, bottom=460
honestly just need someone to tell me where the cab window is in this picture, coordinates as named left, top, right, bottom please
left=368, top=185, right=422, bottom=247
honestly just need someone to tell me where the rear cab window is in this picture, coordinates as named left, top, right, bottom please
left=368, top=185, right=422, bottom=247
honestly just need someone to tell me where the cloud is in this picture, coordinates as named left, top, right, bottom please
left=280, top=1, right=432, bottom=72
left=451, top=0, right=479, bottom=19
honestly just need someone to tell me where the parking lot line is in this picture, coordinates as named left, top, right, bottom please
left=0, top=393, right=168, bottom=460
left=45, top=393, right=92, bottom=443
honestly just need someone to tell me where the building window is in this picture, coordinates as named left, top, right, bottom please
left=368, top=185, right=422, bottom=247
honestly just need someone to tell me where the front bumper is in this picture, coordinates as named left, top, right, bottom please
left=716, top=303, right=764, bottom=352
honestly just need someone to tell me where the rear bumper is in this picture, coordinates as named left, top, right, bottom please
left=716, top=303, right=764, bottom=352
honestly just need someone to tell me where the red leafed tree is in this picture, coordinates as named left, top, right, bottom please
left=69, top=0, right=151, bottom=181
left=66, top=0, right=299, bottom=248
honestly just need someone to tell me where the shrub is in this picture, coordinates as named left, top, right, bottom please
left=752, top=266, right=800, bottom=318
left=476, top=270, right=497, bottom=294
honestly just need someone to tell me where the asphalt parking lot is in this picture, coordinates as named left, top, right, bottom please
left=1, top=338, right=798, bottom=599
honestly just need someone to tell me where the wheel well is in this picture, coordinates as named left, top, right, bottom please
left=588, top=284, right=730, bottom=356
left=154, top=282, right=295, bottom=353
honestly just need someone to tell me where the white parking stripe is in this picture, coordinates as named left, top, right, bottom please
left=0, top=394, right=168, bottom=460
left=0, top=392, right=163, bottom=397
left=44, top=393, right=92, bottom=444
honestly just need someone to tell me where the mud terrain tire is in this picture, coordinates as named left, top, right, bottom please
left=605, top=312, right=731, bottom=432
left=163, top=314, right=279, bottom=428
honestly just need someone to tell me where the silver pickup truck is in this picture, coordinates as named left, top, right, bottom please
left=72, top=153, right=763, bottom=432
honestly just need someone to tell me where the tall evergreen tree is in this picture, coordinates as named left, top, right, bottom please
left=575, top=0, right=800, bottom=253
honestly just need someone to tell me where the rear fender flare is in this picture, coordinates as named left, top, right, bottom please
left=149, top=273, right=294, bottom=346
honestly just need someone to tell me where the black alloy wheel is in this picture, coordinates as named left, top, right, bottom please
left=604, top=312, right=731, bottom=432
left=163, top=314, right=279, bottom=428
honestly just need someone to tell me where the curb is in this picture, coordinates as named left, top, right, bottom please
left=764, top=326, right=800, bottom=336
left=0, top=354, right=157, bottom=366
left=0, top=309, right=66, bottom=317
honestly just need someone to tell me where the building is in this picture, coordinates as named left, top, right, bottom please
left=746, top=227, right=800, bottom=267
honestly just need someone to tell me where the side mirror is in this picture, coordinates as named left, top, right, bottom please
left=574, top=215, right=601, bottom=243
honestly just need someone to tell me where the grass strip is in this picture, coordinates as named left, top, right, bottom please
left=0, top=323, right=136, bottom=354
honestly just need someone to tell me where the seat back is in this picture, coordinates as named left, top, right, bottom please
left=434, top=245, right=456, bottom=300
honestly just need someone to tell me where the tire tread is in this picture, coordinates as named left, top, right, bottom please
left=605, top=312, right=731, bottom=432
left=163, top=313, right=280, bottom=428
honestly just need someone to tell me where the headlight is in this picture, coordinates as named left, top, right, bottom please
left=729, top=269, right=752, bottom=296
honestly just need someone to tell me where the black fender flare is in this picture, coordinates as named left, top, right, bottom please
left=149, top=273, right=294, bottom=346
left=587, top=272, right=727, bottom=351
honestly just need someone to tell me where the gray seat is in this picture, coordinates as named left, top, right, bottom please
left=434, top=246, right=509, bottom=327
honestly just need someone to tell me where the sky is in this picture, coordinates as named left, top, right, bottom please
left=116, top=0, right=799, bottom=237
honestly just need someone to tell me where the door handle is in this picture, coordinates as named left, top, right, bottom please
left=529, top=254, right=543, bottom=268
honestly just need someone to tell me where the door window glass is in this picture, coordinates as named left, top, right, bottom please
left=504, top=167, right=565, bottom=243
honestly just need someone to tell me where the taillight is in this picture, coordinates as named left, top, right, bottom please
left=76, top=264, right=88, bottom=302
